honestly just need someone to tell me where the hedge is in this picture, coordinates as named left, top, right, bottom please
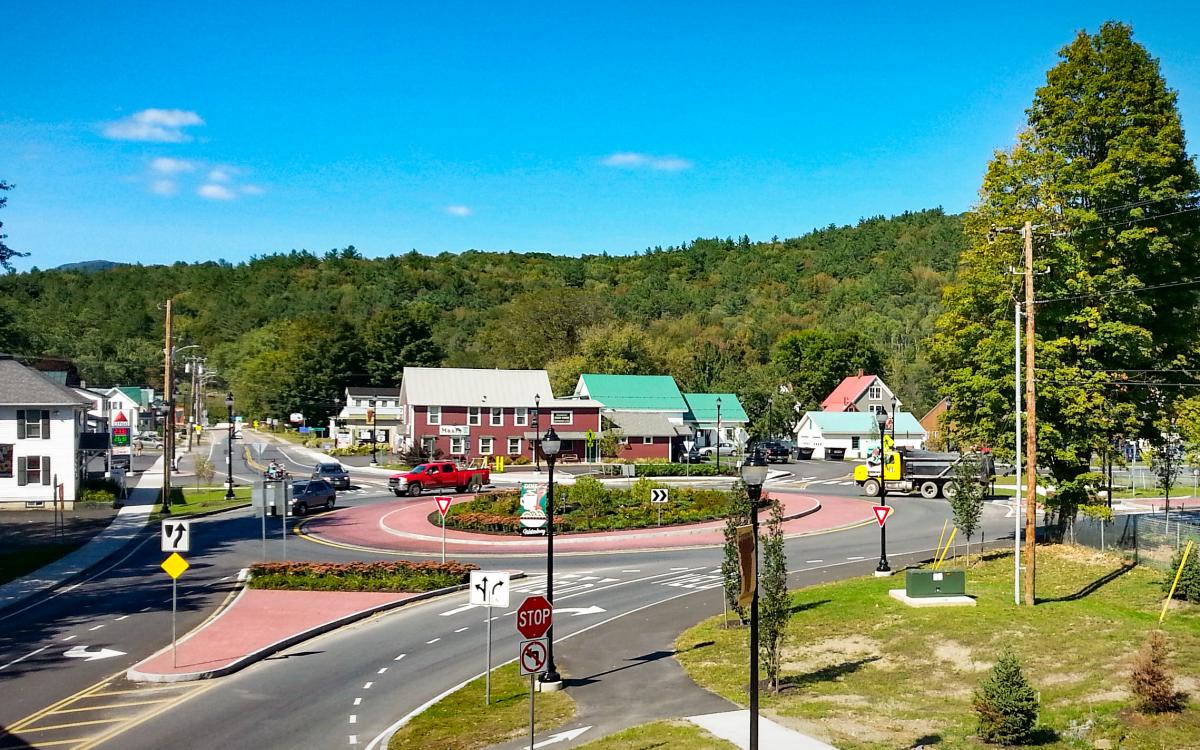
left=248, top=560, right=477, bottom=592
left=631, top=463, right=738, bottom=477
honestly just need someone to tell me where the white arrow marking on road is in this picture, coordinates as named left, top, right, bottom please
left=552, top=606, right=606, bottom=617
left=532, top=726, right=592, bottom=748
left=64, top=645, right=126, bottom=662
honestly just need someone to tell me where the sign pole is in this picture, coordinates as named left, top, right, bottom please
left=261, top=492, right=268, bottom=560
left=485, top=604, right=492, bottom=705
left=529, top=673, right=535, bottom=750
left=441, top=512, right=446, bottom=565
left=172, top=576, right=178, bottom=667
left=282, top=490, right=288, bottom=560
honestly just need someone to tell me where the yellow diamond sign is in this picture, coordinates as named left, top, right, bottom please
left=161, top=552, right=189, bottom=579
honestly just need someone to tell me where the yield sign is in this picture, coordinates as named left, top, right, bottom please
left=872, top=505, right=893, bottom=527
left=434, top=496, right=453, bottom=517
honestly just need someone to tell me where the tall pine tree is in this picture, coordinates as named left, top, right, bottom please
left=933, top=22, right=1200, bottom=533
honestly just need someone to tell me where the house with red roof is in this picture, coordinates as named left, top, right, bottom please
left=820, top=371, right=900, bottom=415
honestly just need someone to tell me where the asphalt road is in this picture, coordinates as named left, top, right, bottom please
left=0, top=433, right=1017, bottom=750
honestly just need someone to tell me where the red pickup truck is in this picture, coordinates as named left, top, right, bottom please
left=388, top=462, right=490, bottom=497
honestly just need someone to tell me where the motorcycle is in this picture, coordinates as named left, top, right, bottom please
left=263, top=464, right=288, bottom=481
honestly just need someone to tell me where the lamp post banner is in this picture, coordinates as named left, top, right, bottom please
left=735, top=523, right=756, bottom=608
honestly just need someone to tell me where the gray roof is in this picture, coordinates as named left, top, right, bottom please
left=607, top=411, right=693, bottom=438
left=0, top=359, right=92, bottom=407
left=400, top=367, right=580, bottom=408
left=347, top=386, right=402, bottom=397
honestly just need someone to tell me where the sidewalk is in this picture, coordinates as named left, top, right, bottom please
left=688, top=710, right=838, bottom=749
left=0, top=458, right=162, bottom=612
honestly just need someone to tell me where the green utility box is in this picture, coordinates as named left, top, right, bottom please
left=905, top=569, right=966, bottom=597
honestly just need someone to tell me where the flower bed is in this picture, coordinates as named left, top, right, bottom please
left=248, top=560, right=477, bottom=592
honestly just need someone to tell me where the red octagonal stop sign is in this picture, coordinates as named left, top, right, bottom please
left=516, top=595, right=552, bottom=639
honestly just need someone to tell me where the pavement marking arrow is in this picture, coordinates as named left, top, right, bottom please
left=532, top=726, right=592, bottom=748
left=552, top=606, right=606, bottom=617
left=64, top=645, right=126, bottom=662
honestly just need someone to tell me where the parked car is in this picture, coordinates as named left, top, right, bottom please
left=698, top=442, right=738, bottom=457
left=135, top=433, right=164, bottom=449
left=312, top=462, right=351, bottom=489
left=388, top=462, right=490, bottom=496
left=681, top=446, right=702, bottom=463
left=290, top=479, right=336, bottom=515
left=756, top=441, right=791, bottom=463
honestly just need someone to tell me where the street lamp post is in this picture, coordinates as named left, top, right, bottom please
left=539, top=425, right=562, bottom=689
left=715, top=396, right=723, bottom=473
left=875, top=407, right=891, bottom=575
left=532, top=394, right=541, bottom=472
left=368, top=399, right=378, bottom=467
left=225, top=393, right=235, bottom=501
left=159, top=402, right=172, bottom=513
left=741, top=448, right=769, bottom=750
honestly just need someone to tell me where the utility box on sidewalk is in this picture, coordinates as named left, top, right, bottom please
left=906, top=569, right=966, bottom=597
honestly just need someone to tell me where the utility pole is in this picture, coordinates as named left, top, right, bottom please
left=162, top=299, right=173, bottom=514
left=1022, top=221, right=1037, bottom=606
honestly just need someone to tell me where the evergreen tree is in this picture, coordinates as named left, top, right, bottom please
left=972, top=651, right=1039, bottom=744
left=948, top=453, right=986, bottom=557
left=933, top=23, right=1200, bottom=542
left=1130, top=630, right=1185, bottom=713
left=759, top=496, right=789, bottom=691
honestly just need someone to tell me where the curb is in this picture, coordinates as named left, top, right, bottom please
left=126, top=575, right=522, bottom=683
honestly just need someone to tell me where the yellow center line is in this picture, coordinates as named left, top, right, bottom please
left=20, top=717, right=130, bottom=732
left=5, top=673, right=124, bottom=732
left=74, top=682, right=216, bottom=750
left=89, top=683, right=197, bottom=697
left=46, top=698, right=175, bottom=714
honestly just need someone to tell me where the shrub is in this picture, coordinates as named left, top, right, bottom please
left=632, top=463, right=736, bottom=477
left=248, top=560, right=477, bottom=592
left=973, top=652, right=1039, bottom=745
left=1131, top=630, right=1186, bottom=713
left=1164, top=547, right=1200, bottom=602
left=79, top=487, right=117, bottom=504
left=510, top=454, right=531, bottom=465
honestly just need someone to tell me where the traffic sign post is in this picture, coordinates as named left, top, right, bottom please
left=161, top=551, right=190, bottom=667
left=435, top=496, right=452, bottom=564
left=470, top=571, right=511, bottom=705
left=161, top=519, right=191, bottom=553
left=650, top=488, right=669, bottom=525
left=872, top=505, right=893, bottom=527
left=516, top=595, right=553, bottom=639
left=519, top=636, right=550, bottom=750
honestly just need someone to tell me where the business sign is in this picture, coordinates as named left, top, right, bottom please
left=289, top=412, right=304, bottom=424
left=439, top=425, right=470, bottom=437
left=111, top=411, right=131, bottom=456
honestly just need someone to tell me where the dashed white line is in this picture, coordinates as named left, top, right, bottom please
left=349, top=715, right=358, bottom=724
left=349, top=735, right=358, bottom=745
left=377, top=667, right=388, bottom=674
left=621, top=569, right=640, bottom=573
left=670, top=567, right=690, bottom=571
left=89, top=624, right=105, bottom=631
left=363, top=682, right=374, bottom=689
left=394, top=654, right=406, bottom=661
left=114, top=615, right=129, bottom=621
left=62, top=635, right=77, bottom=641
left=454, top=627, right=469, bottom=633
left=139, top=606, right=151, bottom=613
left=847, top=556, right=866, bottom=561
left=426, top=638, right=440, bottom=645
left=354, top=697, right=362, bottom=706
left=805, top=560, right=823, bottom=564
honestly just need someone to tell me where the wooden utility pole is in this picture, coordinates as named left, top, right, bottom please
left=162, top=299, right=173, bottom=514
left=1022, top=222, right=1037, bottom=606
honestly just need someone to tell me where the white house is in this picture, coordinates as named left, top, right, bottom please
left=794, top=410, right=926, bottom=460
left=1, top=358, right=91, bottom=510
left=820, top=372, right=901, bottom=415
left=330, top=386, right=405, bottom=448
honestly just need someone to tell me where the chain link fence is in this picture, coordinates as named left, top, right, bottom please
left=1070, top=512, right=1200, bottom=571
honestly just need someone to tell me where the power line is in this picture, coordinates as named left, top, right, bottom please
left=1033, top=276, right=1200, bottom=305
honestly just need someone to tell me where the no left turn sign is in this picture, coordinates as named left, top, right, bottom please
left=519, top=638, right=549, bottom=676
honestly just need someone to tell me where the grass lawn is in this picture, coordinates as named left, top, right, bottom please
left=154, top=486, right=251, bottom=518
left=675, top=545, right=1200, bottom=750
left=387, top=662, right=573, bottom=750
left=572, top=720, right=736, bottom=749
left=0, top=544, right=81, bottom=586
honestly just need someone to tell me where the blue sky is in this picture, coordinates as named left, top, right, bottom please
left=3, top=1, right=1199, bottom=270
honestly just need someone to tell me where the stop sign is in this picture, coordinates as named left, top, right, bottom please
left=516, top=595, right=552, bottom=639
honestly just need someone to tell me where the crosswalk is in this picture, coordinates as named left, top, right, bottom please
left=773, top=476, right=857, bottom=487
left=658, top=568, right=725, bottom=591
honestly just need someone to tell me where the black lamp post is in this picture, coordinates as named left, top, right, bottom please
left=539, top=425, right=562, bottom=688
left=532, top=394, right=541, bottom=472
left=368, top=399, right=378, bottom=467
left=875, top=406, right=891, bottom=575
left=159, top=402, right=172, bottom=513
left=741, top=448, right=769, bottom=750
left=715, top=396, right=723, bottom=472
left=225, top=392, right=235, bottom=501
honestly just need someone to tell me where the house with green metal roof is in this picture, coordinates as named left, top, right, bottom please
left=794, top=409, right=926, bottom=460
left=574, top=374, right=689, bottom=412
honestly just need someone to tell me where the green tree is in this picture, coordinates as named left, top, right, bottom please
left=948, top=453, right=987, bottom=557
left=721, top=481, right=752, bottom=624
left=759, top=496, right=788, bottom=691
left=972, top=652, right=1040, bottom=744
left=1148, top=424, right=1182, bottom=521
left=771, top=330, right=885, bottom=412
left=932, top=23, right=1200, bottom=539
left=0, top=181, right=29, bottom=272
left=362, top=305, right=443, bottom=385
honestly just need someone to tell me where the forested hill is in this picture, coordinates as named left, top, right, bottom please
left=0, top=207, right=965, bottom=424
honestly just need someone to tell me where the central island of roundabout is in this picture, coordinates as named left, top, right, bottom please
left=296, top=491, right=879, bottom=557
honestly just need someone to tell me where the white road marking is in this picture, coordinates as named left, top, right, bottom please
left=62, top=635, right=77, bottom=641
left=805, top=560, right=823, bottom=564
left=363, top=682, right=374, bottom=689
left=377, top=667, right=388, bottom=674
left=139, top=606, right=151, bottom=613
left=0, top=646, right=48, bottom=672
left=89, top=624, right=105, bottom=631
left=114, top=615, right=129, bottom=622
left=394, top=654, right=406, bottom=661
left=354, top=697, right=362, bottom=706
left=349, top=715, right=357, bottom=724
left=349, top=735, right=357, bottom=745
left=454, top=627, right=468, bottom=633
left=847, top=556, right=865, bottom=560
left=670, top=567, right=690, bottom=571
left=621, top=569, right=640, bottom=573
left=426, top=638, right=440, bottom=644
left=438, top=604, right=476, bottom=617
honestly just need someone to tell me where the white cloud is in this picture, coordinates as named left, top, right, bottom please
left=240, top=184, right=264, bottom=195
left=149, top=157, right=196, bottom=175
left=150, top=179, right=178, bottom=196
left=208, top=166, right=239, bottom=182
left=103, top=109, right=205, bottom=142
left=198, top=183, right=236, bottom=201
left=445, top=205, right=472, bottom=217
left=601, top=152, right=692, bottom=171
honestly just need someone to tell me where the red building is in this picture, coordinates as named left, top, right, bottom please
left=398, top=368, right=601, bottom=463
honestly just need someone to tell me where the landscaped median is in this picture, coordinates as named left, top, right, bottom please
left=248, top=560, right=476, bottom=592
left=672, top=546, right=1200, bottom=749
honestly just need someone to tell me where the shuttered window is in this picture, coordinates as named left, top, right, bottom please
left=17, top=456, right=49, bottom=485
left=16, top=410, right=49, bottom=439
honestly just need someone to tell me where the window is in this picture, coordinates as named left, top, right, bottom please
left=421, top=437, right=436, bottom=457
left=17, top=455, right=49, bottom=486
left=642, top=436, right=654, bottom=445
left=514, top=407, right=528, bottom=426
left=851, top=436, right=860, bottom=449
left=479, top=437, right=494, bottom=455
left=869, top=404, right=884, bottom=415
left=450, top=436, right=466, bottom=454
left=508, top=437, right=521, bottom=455
left=17, top=410, right=48, bottom=440
left=0, top=444, right=12, bottom=477
left=468, top=407, right=480, bottom=426
left=552, top=411, right=570, bottom=425
left=868, top=385, right=882, bottom=400
left=490, top=408, right=503, bottom=426
left=427, top=406, right=442, bottom=425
